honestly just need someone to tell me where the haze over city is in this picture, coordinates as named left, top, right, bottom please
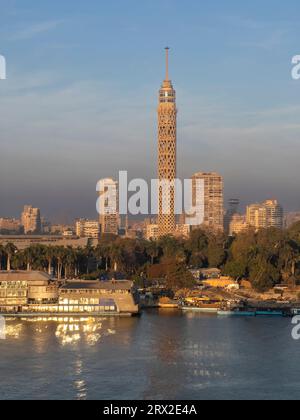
left=1, top=0, right=300, bottom=222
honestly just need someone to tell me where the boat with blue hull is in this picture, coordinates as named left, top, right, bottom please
left=256, top=310, right=283, bottom=317
left=218, top=310, right=256, bottom=317
left=218, top=309, right=288, bottom=317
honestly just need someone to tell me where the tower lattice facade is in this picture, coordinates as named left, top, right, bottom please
left=158, top=48, right=177, bottom=237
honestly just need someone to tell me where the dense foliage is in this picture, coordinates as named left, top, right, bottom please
left=1, top=222, right=300, bottom=291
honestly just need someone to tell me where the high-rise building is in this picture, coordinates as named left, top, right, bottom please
left=157, top=48, right=177, bottom=237
left=97, top=178, right=119, bottom=235
left=189, top=172, right=224, bottom=232
left=21, top=205, right=41, bottom=234
left=75, top=219, right=100, bottom=239
left=246, top=200, right=283, bottom=230
left=224, top=199, right=240, bottom=233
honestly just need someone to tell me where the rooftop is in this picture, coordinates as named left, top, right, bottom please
left=0, top=271, right=52, bottom=282
left=61, top=280, right=134, bottom=291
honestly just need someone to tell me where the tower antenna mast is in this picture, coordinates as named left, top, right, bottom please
left=165, top=47, right=170, bottom=81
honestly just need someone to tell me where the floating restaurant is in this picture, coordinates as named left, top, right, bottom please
left=0, top=271, right=140, bottom=316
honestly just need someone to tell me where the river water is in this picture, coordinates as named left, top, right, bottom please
left=0, top=310, right=299, bottom=400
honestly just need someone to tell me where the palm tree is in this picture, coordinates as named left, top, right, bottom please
left=82, top=245, right=95, bottom=275
left=109, top=242, right=124, bottom=273
left=22, top=247, right=36, bottom=271
left=74, top=248, right=86, bottom=277
left=5, top=243, right=17, bottom=271
left=55, top=247, right=66, bottom=280
left=102, top=245, right=110, bottom=271
left=0, top=245, right=5, bottom=270
left=64, top=247, right=76, bottom=279
left=11, top=252, right=25, bottom=271
left=94, top=244, right=106, bottom=270
left=146, top=240, right=159, bottom=265
left=45, top=246, right=55, bottom=276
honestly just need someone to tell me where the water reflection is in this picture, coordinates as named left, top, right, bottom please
left=74, top=359, right=87, bottom=400
left=142, top=312, right=230, bottom=399
left=3, top=317, right=117, bottom=348
left=5, top=323, right=23, bottom=339
left=53, top=318, right=105, bottom=346
left=0, top=312, right=298, bottom=400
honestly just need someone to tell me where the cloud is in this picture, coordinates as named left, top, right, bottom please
left=9, top=20, right=65, bottom=41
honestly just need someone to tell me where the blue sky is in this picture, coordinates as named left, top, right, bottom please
left=1, top=0, right=300, bottom=222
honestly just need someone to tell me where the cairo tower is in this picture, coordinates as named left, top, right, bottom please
left=157, top=48, right=177, bottom=237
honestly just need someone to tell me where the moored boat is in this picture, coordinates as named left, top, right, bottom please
left=158, top=297, right=179, bottom=309
left=181, top=296, right=221, bottom=314
left=255, top=310, right=283, bottom=317
left=290, top=308, right=300, bottom=316
left=182, top=306, right=219, bottom=314
left=218, top=309, right=256, bottom=317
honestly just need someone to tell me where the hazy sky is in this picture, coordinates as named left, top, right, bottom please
left=1, top=0, right=300, bottom=222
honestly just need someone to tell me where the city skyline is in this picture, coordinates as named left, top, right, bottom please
left=1, top=1, right=300, bottom=221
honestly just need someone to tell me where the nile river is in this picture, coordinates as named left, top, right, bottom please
left=0, top=310, right=299, bottom=400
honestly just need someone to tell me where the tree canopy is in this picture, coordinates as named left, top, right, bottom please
left=1, top=223, right=300, bottom=292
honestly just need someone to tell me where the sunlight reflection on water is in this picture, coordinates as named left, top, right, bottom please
left=0, top=312, right=299, bottom=400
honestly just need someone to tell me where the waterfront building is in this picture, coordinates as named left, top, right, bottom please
left=21, top=205, right=41, bottom=234
left=246, top=200, right=283, bottom=230
left=157, top=48, right=177, bottom=237
left=0, top=272, right=139, bottom=316
left=97, top=178, right=119, bottom=235
left=189, top=172, right=224, bottom=232
left=0, top=271, right=58, bottom=312
left=59, top=280, right=139, bottom=315
left=75, top=219, right=100, bottom=239
left=229, top=214, right=249, bottom=236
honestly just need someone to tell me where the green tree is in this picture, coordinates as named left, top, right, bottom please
left=0, top=245, right=5, bottom=270
left=5, top=243, right=17, bottom=271
left=146, top=240, right=159, bottom=265
left=207, top=233, right=227, bottom=268
left=45, top=246, right=56, bottom=275
left=22, top=247, right=37, bottom=271
left=249, top=258, right=280, bottom=292
left=166, top=263, right=196, bottom=291
left=185, top=229, right=209, bottom=267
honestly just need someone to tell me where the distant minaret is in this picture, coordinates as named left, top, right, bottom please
left=158, top=48, right=177, bottom=237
